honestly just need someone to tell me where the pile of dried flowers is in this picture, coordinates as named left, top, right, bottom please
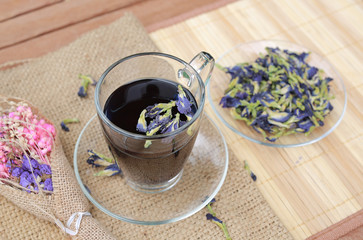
left=219, top=47, right=335, bottom=142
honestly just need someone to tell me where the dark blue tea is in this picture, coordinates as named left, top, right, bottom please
left=103, top=78, right=198, bottom=186
left=104, top=78, right=197, bottom=133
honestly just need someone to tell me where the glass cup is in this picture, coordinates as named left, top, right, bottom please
left=95, top=52, right=214, bottom=193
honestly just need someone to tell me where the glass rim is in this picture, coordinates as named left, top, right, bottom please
left=95, top=52, right=206, bottom=140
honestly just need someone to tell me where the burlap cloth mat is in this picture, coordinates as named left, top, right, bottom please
left=0, top=13, right=293, bottom=240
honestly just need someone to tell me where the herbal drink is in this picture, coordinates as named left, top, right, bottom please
left=103, top=78, right=198, bottom=191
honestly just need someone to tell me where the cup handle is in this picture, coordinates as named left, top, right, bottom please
left=189, top=52, right=215, bottom=85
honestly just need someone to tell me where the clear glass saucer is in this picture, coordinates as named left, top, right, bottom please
left=73, top=113, right=228, bottom=225
left=207, top=40, right=347, bottom=147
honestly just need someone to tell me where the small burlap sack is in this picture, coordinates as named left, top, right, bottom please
left=0, top=13, right=293, bottom=239
left=0, top=96, right=116, bottom=240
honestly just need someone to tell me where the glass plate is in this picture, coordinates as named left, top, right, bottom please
left=207, top=40, right=347, bottom=147
left=73, top=113, right=228, bottom=225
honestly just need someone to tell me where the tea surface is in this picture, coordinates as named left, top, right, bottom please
left=104, top=78, right=197, bottom=133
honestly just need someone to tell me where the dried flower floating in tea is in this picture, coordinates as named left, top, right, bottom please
left=136, top=84, right=195, bottom=148
left=219, top=47, right=335, bottom=142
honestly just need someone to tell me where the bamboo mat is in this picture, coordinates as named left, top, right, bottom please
left=150, top=0, right=363, bottom=239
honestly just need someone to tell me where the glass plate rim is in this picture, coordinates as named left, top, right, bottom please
left=73, top=113, right=229, bottom=225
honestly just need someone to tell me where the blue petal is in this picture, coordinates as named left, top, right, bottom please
left=252, top=73, right=262, bottom=83
left=176, top=85, right=192, bottom=114
left=250, top=172, right=257, bottom=181
left=297, top=119, right=314, bottom=132
left=161, top=114, right=180, bottom=134
left=104, top=163, right=122, bottom=176
left=77, top=86, right=87, bottom=97
left=294, top=108, right=310, bottom=120
left=219, top=96, right=241, bottom=108
left=307, top=67, right=318, bottom=79
left=303, top=100, right=314, bottom=117
left=268, top=110, right=291, bottom=122
left=136, top=109, right=147, bottom=133
left=206, top=213, right=223, bottom=223
left=235, top=92, right=248, bottom=100
left=145, top=102, right=175, bottom=118
left=60, top=122, right=69, bottom=132
left=252, top=114, right=271, bottom=131
left=293, top=86, right=303, bottom=98
left=147, top=111, right=171, bottom=134
left=226, top=66, right=243, bottom=79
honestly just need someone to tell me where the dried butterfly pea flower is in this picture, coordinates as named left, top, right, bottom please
left=135, top=84, right=195, bottom=148
left=243, top=160, right=257, bottom=182
left=86, top=150, right=122, bottom=177
left=86, top=149, right=113, bottom=167
left=145, top=101, right=176, bottom=119
left=219, top=47, right=335, bottom=142
left=176, top=85, right=192, bottom=114
left=136, top=109, right=147, bottom=133
left=60, top=118, right=79, bottom=132
left=205, top=198, right=231, bottom=240
left=77, top=74, right=96, bottom=98
left=94, top=163, right=122, bottom=177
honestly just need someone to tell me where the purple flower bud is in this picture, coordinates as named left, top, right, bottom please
left=40, top=164, right=52, bottom=175
left=31, top=159, right=40, bottom=169
left=43, top=178, right=53, bottom=192
left=19, top=171, right=31, bottom=188
left=26, top=173, right=36, bottom=184
left=22, top=155, right=31, bottom=171
left=11, top=167, right=23, bottom=177
left=22, top=156, right=40, bottom=171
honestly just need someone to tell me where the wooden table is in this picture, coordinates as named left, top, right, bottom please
left=1, top=0, right=362, bottom=239
left=0, top=0, right=234, bottom=65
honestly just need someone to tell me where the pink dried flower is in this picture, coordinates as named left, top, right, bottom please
left=0, top=103, right=56, bottom=179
